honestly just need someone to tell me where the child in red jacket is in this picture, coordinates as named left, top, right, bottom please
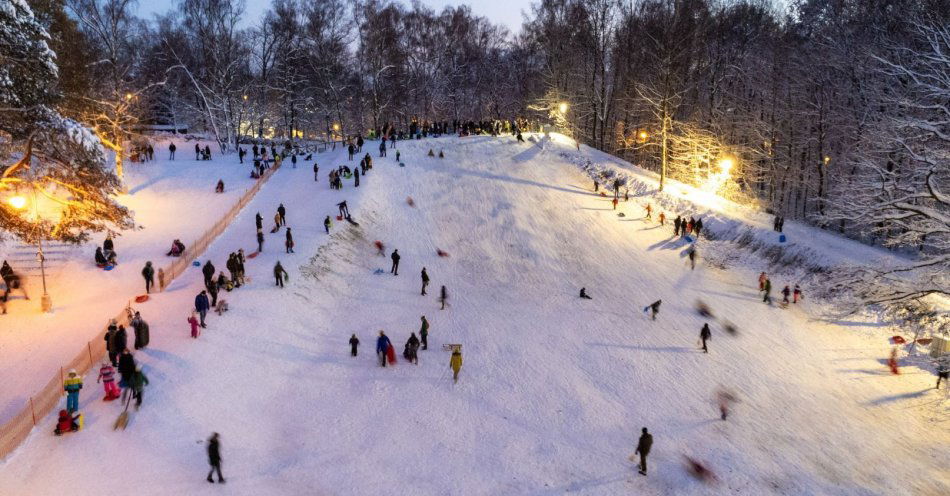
left=188, top=312, right=200, bottom=338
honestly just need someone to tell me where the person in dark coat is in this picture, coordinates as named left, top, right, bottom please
left=104, top=320, right=120, bottom=366
left=208, top=281, right=219, bottom=308
left=195, top=290, right=210, bottom=327
left=376, top=331, right=391, bottom=367
left=390, top=249, right=400, bottom=275
left=348, top=143, right=355, bottom=160
left=324, top=216, right=331, bottom=234
left=419, top=316, right=429, bottom=350
left=354, top=169, right=359, bottom=187
left=131, top=312, right=150, bottom=349
left=406, top=333, right=420, bottom=364
left=274, top=261, right=288, bottom=287
left=674, top=216, right=681, bottom=236
left=439, top=285, right=448, bottom=310
left=130, top=364, right=148, bottom=408
left=688, top=247, right=697, bottom=270
left=207, top=432, right=225, bottom=483
left=700, top=323, right=711, bottom=353
left=285, top=228, right=294, bottom=253
left=257, top=229, right=264, bottom=252
left=580, top=287, right=592, bottom=299
left=114, top=325, right=128, bottom=356
left=117, top=348, right=135, bottom=393
left=202, top=260, right=216, bottom=290
left=141, top=261, right=155, bottom=293
left=349, top=334, right=359, bottom=356
left=313, top=163, right=319, bottom=181
left=277, top=204, right=286, bottom=226
left=647, top=300, right=661, bottom=320
left=421, top=267, right=429, bottom=295
left=169, top=142, right=176, bottom=160
left=695, top=218, right=704, bottom=237
left=95, top=247, right=107, bottom=266
left=379, top=140, right=386, bottom=157
left=195, top=143, right=201, bottom=160
left=635, top=427, right=653, bottom=476
left=255, top=212, right=263, bottom=230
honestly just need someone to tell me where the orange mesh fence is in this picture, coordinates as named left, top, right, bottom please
left=0, top=162, right=280, bottom=459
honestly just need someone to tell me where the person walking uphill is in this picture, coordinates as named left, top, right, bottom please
left=206, top=432, right=225, bottom=484
left=390, top=249, right=400, bottom=276
left=635, top=427, right=653, bottom=476
left=285, top=228, right=294, bottom=253
left=130, top=364, right=148, bottom=409
left=449, top=347, right=463, bottom=383
left=202, top=260, right=216, bottom=291
left=277, top=203, right=286, bottom=227
left=63, top=369, right=82, bottom=413
left=420, top=267, right=429, bottom=295
left=376, top=331, right=392, bottom=367
left=699, top=323, right=711, bottom=353
left=324, top=215, right=332, bottom=234
left=419, top=316, right=429, bottom=350
left=274, top=261, right=289, bottom=288
left=195, top=290, right=210, bottom=328
left=349, top=334, right=360, bottom=356
left=141, top=261, right=155, bottom=294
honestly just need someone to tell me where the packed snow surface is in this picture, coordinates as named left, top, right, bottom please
left=0, top=136, right=947, bottom=495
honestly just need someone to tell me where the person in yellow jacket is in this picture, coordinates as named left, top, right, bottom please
left=63, top=369, right=83, bottom=413
left=449, top=348, right=463, bottom=384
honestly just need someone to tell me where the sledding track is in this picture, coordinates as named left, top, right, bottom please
left=1, top=136, right=947, bottom=495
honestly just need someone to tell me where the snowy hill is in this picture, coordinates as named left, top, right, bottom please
left=0, top=135, right=946, bottom=495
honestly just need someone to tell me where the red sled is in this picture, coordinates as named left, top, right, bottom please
left=891, top=336, right=906, bottom=344
left=336, top=215, right=343, bottom=221
left=437, top=249, right=450, bottom=257
left=386, top=344, right=397, bottom=364
left=247, top=251, right=260, bottom=259
left=134, top=295, right=149, bottom=303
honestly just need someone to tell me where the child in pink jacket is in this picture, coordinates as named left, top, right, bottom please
left=97, top=362, right=120, bottom=400
left=188, top=312, right=200, bottom=338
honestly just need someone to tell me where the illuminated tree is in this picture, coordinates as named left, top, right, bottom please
left=0, top=0, right=132, bottom=244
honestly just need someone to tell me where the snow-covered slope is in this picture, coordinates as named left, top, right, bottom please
left=0, top=141, right=259, bottom=421
left=0, top=136, right=946, bottom=495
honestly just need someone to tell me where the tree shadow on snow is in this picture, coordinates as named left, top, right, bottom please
left=865, top=388, right=934, bottom=406
left=586, top=342, right=694, bottom=353
left=525, top=472, right=629, bottom=495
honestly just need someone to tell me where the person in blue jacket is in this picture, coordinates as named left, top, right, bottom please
left=194, top=290, right=210, bottom=328
left=376, top=331, right=391, bottom=367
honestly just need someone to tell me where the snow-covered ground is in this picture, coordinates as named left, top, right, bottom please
left=0, top=140, right=257, bottom=421
left=0, top=136, right=946, bottom=495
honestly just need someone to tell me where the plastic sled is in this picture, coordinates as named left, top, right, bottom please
left=399, top=162, right=405, bottom=167
left=104, top=265, right=115, bottom=271
left=270, top=226, right=279, bottom=233
left=336, top=215, right=343, bottom=221
left=891, top=336, right=906, bottom=345
left=684, top=235, right=694, bottom=243
left=437, top=249, right=450, bottom=258
left=599, top=192, right=607, bottom=197
left=192, top=261, right=201, bottom=267
left=134, top=295, right=149, bottom=303
left=96, top=263, right=107, bottom=268
left=386, top=345, right=397, bottom=364
left=916, top=338, right=932, bottom=346
left=617, top=212, right=626, bottom=217
left=247, top=251, right=259, bottom=259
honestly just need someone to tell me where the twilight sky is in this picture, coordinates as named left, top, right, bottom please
left=137, top=0, right=534, bottom=34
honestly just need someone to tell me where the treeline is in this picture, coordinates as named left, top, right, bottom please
left=23, top=0, right=950, bottom=306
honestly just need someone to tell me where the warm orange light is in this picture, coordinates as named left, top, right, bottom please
left=639, top=131, right=648, bottom=140
left=125, top=93, right=133, bottom=101
left=7, top=195, right=27, bottom=210
left=243, top=95, right=248, bottom=101
left=558, top=102, right=568, bottom=114
left=333, top=123, right=340, bottom=131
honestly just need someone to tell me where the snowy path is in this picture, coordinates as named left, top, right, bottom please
left=0, top=142, right=256, bottom=421
left=0, top=137, right=946, bottom=495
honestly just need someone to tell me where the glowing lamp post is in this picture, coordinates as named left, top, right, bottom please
left=558, top=102, right=569, bottom=114
left=6, top=194, right=51, bottom=312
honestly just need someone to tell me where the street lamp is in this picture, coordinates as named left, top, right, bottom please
left=558, top=102, right=568, bottom=114
left=639, top=130, right=648, bottom=141
left=6, top=193, right=51, bottom=312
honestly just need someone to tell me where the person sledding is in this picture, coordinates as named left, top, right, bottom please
left=95, top=247, right=108, bottom=266
left=54, top=410, right=80, bottom=435
left=579, top=287, right=592, bottom=299
left=167, top=239, right=185, bottom=257
left=215, top=179, right=224, bottom=193
left=405, top=333, right=420, bottom=364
